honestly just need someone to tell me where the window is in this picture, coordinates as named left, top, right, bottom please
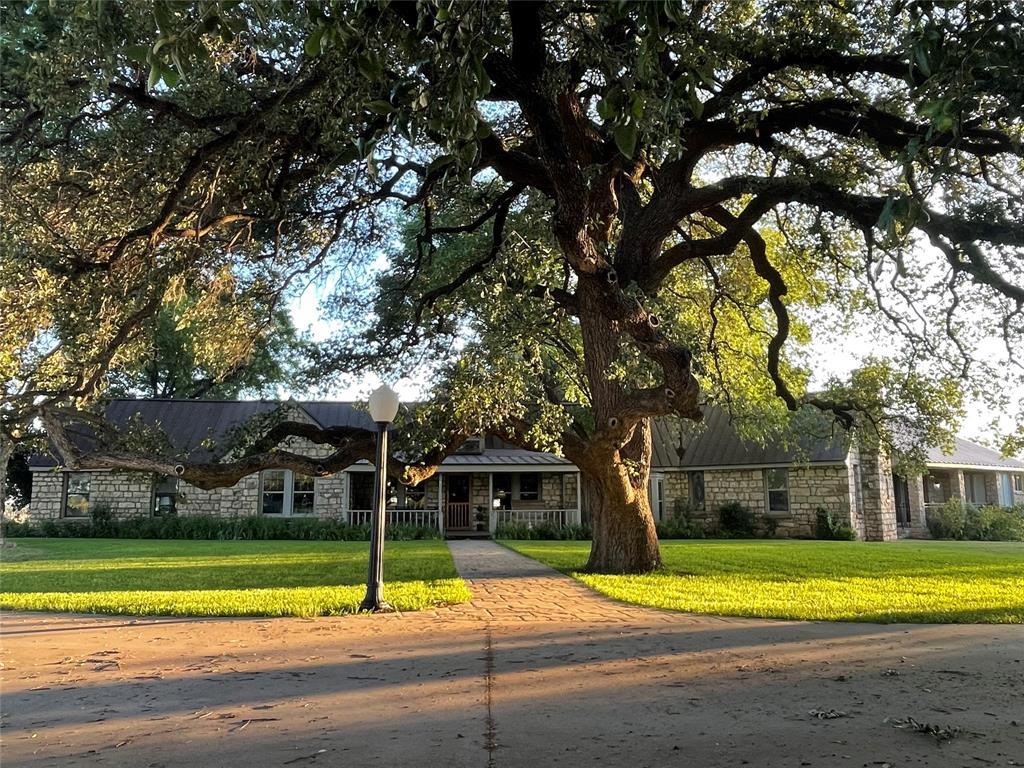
left=651, top=475, right=665, bottom=520
left=349, top=472, right=374, bottom=510
left=518, top=473, right=540, bottom=501
left=154, top=476, right=179, bottom=517
left=261, top=470, right=316, bottom=516
left=688, top=471, right=705, bottom=512
left=455, top=436, right=484, bottom=454
left=493, top=474, right=512, bottom=509
left=293, top=474, right=315, bottom=515
left=1013, top=475, right=1023, bottom=493
left=763, top=469, right=790, bottom=515
left=64, top=473, right=91, bottom=518
left=261, top=470, right=287, bottom=515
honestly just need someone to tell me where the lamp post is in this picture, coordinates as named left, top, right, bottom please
left=360, top=384, right=400, bottom=612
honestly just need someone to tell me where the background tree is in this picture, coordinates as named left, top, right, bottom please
left=107, top=304, right=310, bottom=399
left=2, top=1, right=1022, bottom=572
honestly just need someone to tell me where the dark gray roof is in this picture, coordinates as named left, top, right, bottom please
left=32, top=399, right=1019, bottom=474
left=30, top=399, right=571, bottom=469
left=29, top=399, right=304, bottom=467
left=651, top=407, right=850, bottom=469
left=300, top=402, right=376, bottom=431
left=441, top=449, right=570, bottom=466
left=926, top=437, right=1024, bottom=470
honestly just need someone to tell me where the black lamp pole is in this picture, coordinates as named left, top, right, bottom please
left=360, top=420, right=393, bottom=612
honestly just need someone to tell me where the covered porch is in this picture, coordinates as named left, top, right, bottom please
left=896, top=465, right=1021, bottom=537
left=344, top=468, right=582, bottom=538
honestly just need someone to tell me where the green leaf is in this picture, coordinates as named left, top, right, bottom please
left=630, top=93, right=645, bottom=119
left=161, top=65, right=180, bottom=88
left=913, top=44, right=931, bottom=78
left=147, top=64, right=161, bottom=91
left=125, top=44, right=150, bottom=63
left=304, top=27, right=324, bottom=57
left=366, top=100, right=394, bottom=115
left=614, top=123, right=638, bottom=158
left=596, top=98, right=615, bottom=121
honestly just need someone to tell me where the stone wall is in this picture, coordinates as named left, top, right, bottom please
left=858, top=450, right=897, bottom=541
left=28, top=470, right=156, bottom=521
left=661, top=464, right=854, bottom=538
left=25, top=472, right=66, bottom=520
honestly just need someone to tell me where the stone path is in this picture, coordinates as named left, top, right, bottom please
left=2, top=541, right=1022, bottom=768
left=435, top=539, right=711, bottom=624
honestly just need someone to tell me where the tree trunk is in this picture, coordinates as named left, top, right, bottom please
left=0, top=435, right=13, bottom=546
left=584, top=468, right=661, bottom=573
left=580, top=419, right=661, bottom=574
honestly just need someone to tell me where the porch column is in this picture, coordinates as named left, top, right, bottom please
left=488, top=472, right=497, bottom=534
left=341, top=471, right=351, bottom=525
left=951, top=470, right=967, bottom=503
left=907, top=475, right=927, bottom=537
left=575, top=471, right=582, bottom=525
left=437, top=474, right=444, bottom=537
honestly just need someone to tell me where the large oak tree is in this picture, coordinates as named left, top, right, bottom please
left=2, top=1, right=1022, bottom=572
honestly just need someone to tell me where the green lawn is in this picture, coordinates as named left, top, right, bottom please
left=504, top=539, right=1024, bottom=623
left=0, top=538, right=470, bottom=617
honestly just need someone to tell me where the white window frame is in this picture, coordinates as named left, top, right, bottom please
left=1014, top=475, right=1023, bottom=493
left=763, top=468, right=790, bottom=516
left=649, top=473, right=665, bottom=521
left=260, top=470, right=316, bottom=516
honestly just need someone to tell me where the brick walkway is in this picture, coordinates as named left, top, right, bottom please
left=434, top=539, right=706, bottom=624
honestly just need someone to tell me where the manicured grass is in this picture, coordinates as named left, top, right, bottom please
left=503, top=539, right=1024, bottom=623
left=0, top=538, right=470, bottom=617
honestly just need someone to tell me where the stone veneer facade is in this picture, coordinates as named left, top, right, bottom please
left=28, top=463, right=578, bottom=525
left=662, top=462, right=865, bottom=538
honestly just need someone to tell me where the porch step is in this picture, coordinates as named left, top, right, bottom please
left=445, top=530, right=492, bottom=540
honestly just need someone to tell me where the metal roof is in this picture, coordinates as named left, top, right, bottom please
left=30, top=399, right=1021, bottom=474
left=926, top=437, right=1024, bottom=470
left=651, top=407, right=850, bottom=469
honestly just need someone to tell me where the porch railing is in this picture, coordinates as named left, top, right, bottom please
left=494, top=508, right=580, bottom=528
left=348, top=508, right=439, bottom=528
left=445, top=502, right=474, bottom=529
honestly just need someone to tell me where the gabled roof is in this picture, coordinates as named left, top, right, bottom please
left=926, top=437, right=1024, bottom=470
left=31, top=399, right=1022, bottom=474
left=30, top=399, right=572, bottom=470
left=651, top=407, right=850, bottom=470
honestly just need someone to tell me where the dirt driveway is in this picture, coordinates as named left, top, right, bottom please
left=2, top=541, right=1022, bottom=767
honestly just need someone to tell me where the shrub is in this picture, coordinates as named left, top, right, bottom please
left=815, top=507, right=857, bottom=541
left=717, top=501, right=756, bottom=538
left=657, top=500, right=706, bottom=539
left=2, top=515, right=440, bottom=541
left=493, top=521, right=591, bottom=540
left=964, top=505, right=1024, bottom=542
left=926, top=498, right=973, bottom=539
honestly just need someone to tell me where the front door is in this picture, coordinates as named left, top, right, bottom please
left=892, top=473, right=911, bottom=527
left=445, top=475, right=472, bottom=530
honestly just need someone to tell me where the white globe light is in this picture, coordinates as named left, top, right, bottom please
left=368, top=384, right=400, bottom=423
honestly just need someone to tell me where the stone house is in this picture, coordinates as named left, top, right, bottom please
left=27, top=400, right=581, bottom=537
left=26, top=399, right=1024, bottom=541
left=650, top=408, right=1024, bottom=541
